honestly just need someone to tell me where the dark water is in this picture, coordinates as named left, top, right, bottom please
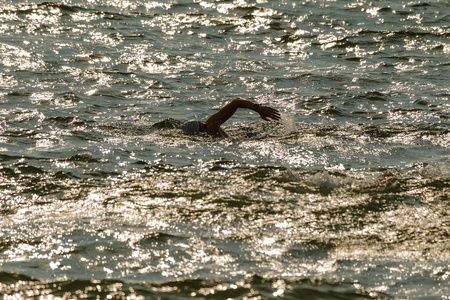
left=0, top=0, right=449, bottom=298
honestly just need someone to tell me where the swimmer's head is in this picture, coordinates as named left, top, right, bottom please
left=181, top=120, right=201, bottom=135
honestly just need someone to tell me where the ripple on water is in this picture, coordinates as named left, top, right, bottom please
left=0, top=272, right=390, bottom=299
left=0, top=0, right=449, bottom=298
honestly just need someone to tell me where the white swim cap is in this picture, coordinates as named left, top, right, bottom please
left=181, top=120, right=201, bottom=135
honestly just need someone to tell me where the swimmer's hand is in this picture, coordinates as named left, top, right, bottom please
left=205, top=97, right=281, bottom=137
left=256, top=105, right=281, bottom=121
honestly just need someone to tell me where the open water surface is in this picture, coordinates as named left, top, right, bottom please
left=0, top=0, right=449, bottom=298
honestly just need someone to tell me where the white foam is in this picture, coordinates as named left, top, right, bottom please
left=281, top=113, right=297, bottom=134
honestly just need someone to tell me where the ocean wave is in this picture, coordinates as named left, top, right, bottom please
left=0, top=272, right=388, bottom=299
left=0, top=0, right=448, bottom=298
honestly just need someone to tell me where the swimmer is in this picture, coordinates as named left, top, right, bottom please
left=181, top=97, right=281, bottom=137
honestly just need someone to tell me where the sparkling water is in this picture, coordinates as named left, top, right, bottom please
left=0, top=0, right=449, bottom=298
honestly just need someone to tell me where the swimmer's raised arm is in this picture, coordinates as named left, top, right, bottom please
left=205, top=97, right=281, bottom=137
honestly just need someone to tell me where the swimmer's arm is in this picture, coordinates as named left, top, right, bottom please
left=205, top=97, right=281, bottom=136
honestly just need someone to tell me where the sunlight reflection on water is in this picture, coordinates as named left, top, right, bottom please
left=0, top=0, right=449, bottom=298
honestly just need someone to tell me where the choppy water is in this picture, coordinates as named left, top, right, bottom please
left=1, top=0, right=449, bottom=298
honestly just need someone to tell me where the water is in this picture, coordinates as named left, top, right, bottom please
left=0, top=0, right=449, bottom=298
